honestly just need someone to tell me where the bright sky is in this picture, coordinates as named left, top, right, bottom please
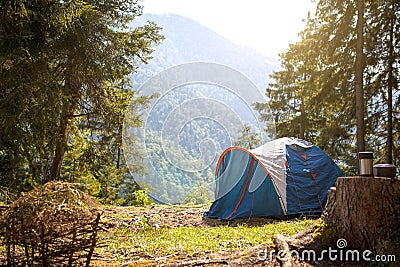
left=142, top=0, right=316, bottom=58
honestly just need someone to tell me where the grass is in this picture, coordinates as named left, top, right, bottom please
left=97, top=215, right=315, bottom=263
left=0, top=203, right=317, bottom=265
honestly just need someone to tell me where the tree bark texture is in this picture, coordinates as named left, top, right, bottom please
left=386, top=2, right=395, bottom=164
left=323, top=177, right=400, bottom=254
left=355, top=0, right=365, bottom=153
left=49, top=59, right=82, bottom=181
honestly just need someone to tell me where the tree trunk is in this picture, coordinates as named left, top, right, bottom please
left=48, top=59, right=81, bottom=181
left=117, top=124, right=123, bottom=169
left=49, top=113, right=70, bottom=181
left=386, top=2, right=395, bottom=164
left=355, top=0, right=365, bottom=153
left=322, top=177, right=400, bottom=254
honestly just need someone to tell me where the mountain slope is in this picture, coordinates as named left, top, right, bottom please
left=132, top=14, right=277, bottom=90
left=126, top=14, right=277, bottom=203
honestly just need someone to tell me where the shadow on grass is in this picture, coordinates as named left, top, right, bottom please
left=202, top=214, right=319, bottom=227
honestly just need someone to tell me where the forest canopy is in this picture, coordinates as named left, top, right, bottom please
left=256, top=0, right=399, bottom=174
left=0, top=0, right=163, bottom=203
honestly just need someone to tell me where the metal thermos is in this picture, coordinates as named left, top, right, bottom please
left=358, top=152, right=373, bottom=177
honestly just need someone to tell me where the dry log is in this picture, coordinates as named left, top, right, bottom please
left=274, top=234, right=293, bottom=267
left=286, top=227, right=315, bottom=251
left=322, top=177, right=400, bottom=254
left=159, top=258, right=229, bottom=266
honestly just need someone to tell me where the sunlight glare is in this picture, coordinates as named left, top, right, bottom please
left=142, top=0, right=315, bottom=57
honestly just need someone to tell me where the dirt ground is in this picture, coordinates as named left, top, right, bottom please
left=0, top=205, right=370, bottom=267
left=102, top=204, right=282, bottom=229
left=98, top=205, right=368, bottom=267
left=99, top=205, right=298, bottom=266
left=0, top=203, right=369, bottom=266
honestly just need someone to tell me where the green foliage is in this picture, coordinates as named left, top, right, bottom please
left=182, top=187, right=210, bottom=205
left=0, top=187, right=14, bottom=204
left=137, top=123, right=219, bottom=204
left=125, top=14, right=280, bottom=204
left=257, top=0, right=400, bottom=171
left=233, top=124, right=261, bottom=149
left=0, top=0, right=163, bottom=198
left=312, top=219, right=336, bottom=247
left=130, top=190, right=154, bottom=206
left=61, top=128, right=101, bottom=196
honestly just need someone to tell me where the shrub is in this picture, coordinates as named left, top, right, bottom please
left=131, top=189, right=154, bottom=206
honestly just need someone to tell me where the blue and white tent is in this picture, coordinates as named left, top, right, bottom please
left=204, top=137, right=344, bottom=220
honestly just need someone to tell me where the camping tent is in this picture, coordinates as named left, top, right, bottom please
left=204, top=137, right=344, bottom=220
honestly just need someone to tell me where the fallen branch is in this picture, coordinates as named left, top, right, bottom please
left=160, top=258, right=229, bottom=266
left=285, top=226, right=315, bottom=251
left=274, top=234, right=292, bottom=267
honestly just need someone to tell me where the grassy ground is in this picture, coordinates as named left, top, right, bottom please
left=93, top=205, right=316, bottom=266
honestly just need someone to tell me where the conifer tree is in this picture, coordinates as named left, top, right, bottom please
left=257, top=0, right=400, bottom=172
left=0, top=0, right=163, bottom=196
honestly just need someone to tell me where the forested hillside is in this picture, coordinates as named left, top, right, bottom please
left=124, top=14, right=278, bottom=204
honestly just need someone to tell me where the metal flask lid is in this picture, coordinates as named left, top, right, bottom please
left=373, top=163, right=397, bottom=178
left=358, top=151, right=373, bottom=177
left=358, top=151, right=373, bottom=159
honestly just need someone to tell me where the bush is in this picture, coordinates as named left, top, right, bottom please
left=131, top=189, right=154, bottom=206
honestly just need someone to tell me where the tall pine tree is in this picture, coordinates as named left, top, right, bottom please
left=0, top=0, right=163, bottom=198
left=258, top=0, right=400, bottom=173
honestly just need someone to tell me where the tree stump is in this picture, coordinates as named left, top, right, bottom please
left=322, top=177, right=400, bottom=254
